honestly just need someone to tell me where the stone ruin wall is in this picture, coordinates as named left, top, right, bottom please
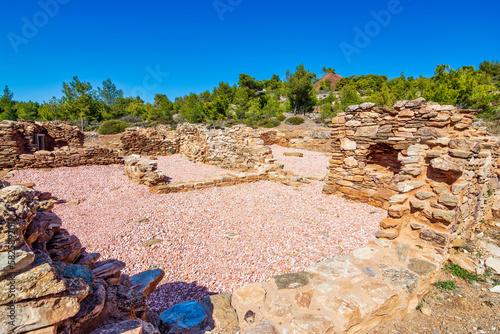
left=0, top=185, right=164, bottom=334
left=120, top=124, right=273, bottom=171
left=0, top=121, right=121, bottom=170
left=258, top=129, right=333, bottom=153
left=324, top=98, right=500, bottom=245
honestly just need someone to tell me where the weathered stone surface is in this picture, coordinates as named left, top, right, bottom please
left=388, top=205, right=410, bottom=218
left=92, top=260, right=126, bottom=279
left=53, top=261, right=94, bottom=286
left=247, top=320, right=277, bottom=334
left=267, top=295, right=292, bottom=318
left=396, top=243, right=410, bottom=262
left=307, top=257, right=362, bottom=281
left=317, top=294, right=363, bottom=330
left=69, top=284, right=106, bottom=331
left=0, top=295, right=80, bottom=333
left=438, top=193, right=459, bottom=207
left=375, top=229, right=399, bottom=240
left=361, top=280, right=401, bottom=315
left=389, top=194, right=407, bottom=205
left=432, top=210, right=455, bottom=224
left=159, top=300, right=208, bottom=334
left=295, top=289, right=314, bottom=308
left=46, top=228, right=83, bottom=264
left=343, top=157, right=359, bottom=168
left=283, top=152, right=303, bottom=157
left=0, top=248, right=35, bottom=278
left=430, top=156, right=466, bottom=173
left=359, top=268, right=376, bottom=279
left=130, top=269, right=164, bottom=296
left=354, top=125, right=379, bottom=137
left=397, top=181, right=424, bottom=193
left=409, top=199, right=425, bottom=211
left=24, top=326, right=57, bottom=334
left=0, top=253, right=67, bottom=305
left=485, top=257, right=500, bottom=274
left=289, top=314, right=333, bottom=334
left=340, top=138, right=357, bottom=151
left=201, top=293, right=239, bottom=332
left=273, top=272, right=312, bottom=290
left=380, top=267, right=419, bottom=295
left=420, top=229, right=449, bottom=247
left=232, top=283, right=267, bottom=306
left=415, top=191, right=435, bottom=200
left=89, top=320, right=143, bottom=334
left=408, top=258, right=437, bottom=276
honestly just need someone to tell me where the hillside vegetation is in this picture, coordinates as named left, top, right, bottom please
left=1, top=61, right=499, bottom=130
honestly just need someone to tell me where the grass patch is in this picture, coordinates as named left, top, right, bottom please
left=444, top=263, right=485, bottom=283
left=436, top=280, right=456, bottom=291
left=416, top=245, right=423, bottom=249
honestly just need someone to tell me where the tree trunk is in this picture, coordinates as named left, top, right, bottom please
left=294, top=100, right=298, bottom=114
left=81, top=115, right=84, bottom=131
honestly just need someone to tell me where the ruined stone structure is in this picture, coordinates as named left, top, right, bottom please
left=2, top=100, right=500, bottom=333
left=121, top=124, right=273, bottom=171
left=0, top=185, right=164, bottom=334
left=0, top=121, right=121, bottom=170
left=258, top=129, right=333, bottom=152
left=324, top=99, right=500, bottom=243
left=124, top=156, right=167, bottom=187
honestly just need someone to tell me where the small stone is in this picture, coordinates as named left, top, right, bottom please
left=159, top=300, right=208, bottom=334
left=397, top=181, right=424, bottom=193
left=438, top=193, right=459, bottom=207
left=490, top=286, right=500, bottom=293
left=396, top=243, right=410, bottom=262
left=415, top=191, right=436, bottom=200
left=340, top=138, right=357, bottom=151
left=233, top=283, right=267, bottom=306
left=432, top=210, right=455, bottom=224
left=344, top=157, right=359, bottom=168
left=283, top=152, right=303, bottom=157
left=362, top=267, right=377, bottom=277
left=89, top=320, right=143, bottom=334
left=142, top=238, right=163, bottom=247
left=388, top=205, right=410, bottom=218
left=273, top=272, right=312, bottom=290
left=430, top=156, right=466, bottom=173
left=420, top=305, right=432, bottom=316
left=380, top=267, right=419, bottom=295
left=485, top=257, right=500, bottom=274
left=130, top=269, right=165, bottom=296
left=409, top=199, right=425, bottom=211
left=201, top=293, right=239, bottom=332
left=375, top=229, right=399, bottom=240
left=408, top=258, right=437, bottom=276
left=223, top=232, right=239, bottom=239
left=389, top=194, right=407, bottom=205
left=420, top=229, right=449, bottom=247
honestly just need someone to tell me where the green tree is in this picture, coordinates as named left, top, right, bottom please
left=97, top=78, right=124, bottom=119
left=321, top=67, right=336, bottom=75
left=153, top=94, right=174, bottom=122
left=0, top=86, right=17, bottom=120
left=38, top=97, right=63, bottom=121
left=62, top=76, right=100, bottom=129
left=179, top=93, right=206, bottom=123
left=286, top=64, right=317, bottom=114
left=16, top=101, right=39, bottom=120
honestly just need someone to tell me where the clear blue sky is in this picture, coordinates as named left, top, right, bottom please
left=1, top=0, right=498, bottom=103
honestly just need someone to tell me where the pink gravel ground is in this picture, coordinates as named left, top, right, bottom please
left=270, top=144, right=330, bottom=177
left=156, top=154, right=232, bottom=182
left=9, top=160, right=385, bottom=313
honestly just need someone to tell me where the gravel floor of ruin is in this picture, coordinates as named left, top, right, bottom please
left=8, top=146, right=386, bottom=313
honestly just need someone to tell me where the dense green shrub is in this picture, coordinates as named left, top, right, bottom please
left=285, top=116, right=305, bottom=125
left=97, top=120, right=130, bottom=135
left=262, top=119, right=281, bottom=128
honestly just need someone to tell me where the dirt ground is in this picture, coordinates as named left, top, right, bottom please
left=374, top=224, right=500, bottom=334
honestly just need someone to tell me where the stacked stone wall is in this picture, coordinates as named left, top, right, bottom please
left=0, top=186, right=163, bottom=334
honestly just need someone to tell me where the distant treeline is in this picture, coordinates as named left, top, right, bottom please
left=1, top=60, right=499, bottom=129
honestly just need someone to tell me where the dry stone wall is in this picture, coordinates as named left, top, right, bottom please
left=258, top=129, right=333, bottom=152
left=121, top=124, right=273, bottom=171
left=0, top=185, right=164, bottom=334
left=0, top=121, right=120, bottom=170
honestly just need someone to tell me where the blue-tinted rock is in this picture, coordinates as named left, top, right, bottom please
left=130, top=269, right=164, bottom=296
left=159, top=300, right=208, bottom=333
